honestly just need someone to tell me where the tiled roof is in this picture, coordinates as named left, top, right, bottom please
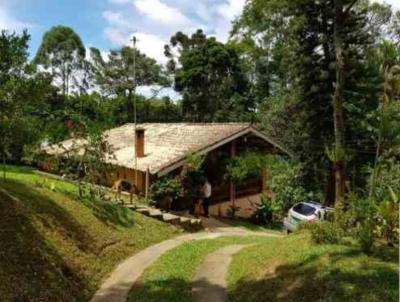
left=44, top=123, right=288, bottom=175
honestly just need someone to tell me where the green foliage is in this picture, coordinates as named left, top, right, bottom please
left=0, top=30, right=51, bottom=178
left=165, top=29, right=252, bottom=121
left=266, top=156, right=316, bottom=213
left=54, top=131, right=115, bottom=200
left=342, top=187, right=399, bottom=253
left=227, top=154, right=314, bottom=216
left=226, top=204, right=241, bottom=219
left=251, top=193, right=280, bottom=225
left=150, top=177, right=182, bottom=202
left=226, top=153, right=267, bottom=183
left=233, top=0, right=399, bottom=194
left=357, top=217, right=376, bottom=254
left=0, top=165, right=178, bottom=301
left=299, top=221, right=343, bottom=245
left=91, top=46, right=166, bottom=94
left=183, top=152, right=205, bottom=172
left=375, top=189, right=399, bottom=246
left=34, top=25, right=86, bottom=95
left=369, top=159, right=400, bottom=201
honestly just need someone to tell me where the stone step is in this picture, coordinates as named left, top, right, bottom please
left=179, top=217, right=191, bottom=224
left=136, top=207, right=151, bottom=215
left=121, top=203, right=203, bottom=231
left=191, top=219, right=202, bottom=225
left=162, top=213, right=181, bottom=224
left=135, top=204, right=149, bottom=209
left=148, top=209, right=163, bottom=219
left=123, top=204, right=136, bottom=210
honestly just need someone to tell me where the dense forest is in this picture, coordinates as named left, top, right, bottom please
left=1, top=0, right=399, bottom=231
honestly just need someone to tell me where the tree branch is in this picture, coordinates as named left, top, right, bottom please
left=344, top=0, right=358, bottom=16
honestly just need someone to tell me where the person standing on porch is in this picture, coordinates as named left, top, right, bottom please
left=202, top=178, right=212, bottom=217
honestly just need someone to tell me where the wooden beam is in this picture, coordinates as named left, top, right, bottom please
left=261, top=167, right=267, bottom=193
left=145, top=167, right=150, bottom=202
left=230, top=140, right=236, bottom=207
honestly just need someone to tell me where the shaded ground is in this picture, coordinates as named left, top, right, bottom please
left=0, top=165, right=179, bottom=302
left=228, top=233, right=399, bottom=302
left=125, top=230, right=397, bottom=302
left=127, top=236, right=274, bottom=302
left=192, top=245, right=249, bottom=302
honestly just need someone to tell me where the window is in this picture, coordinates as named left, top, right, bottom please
left=293, top=203, right=316, bottom=216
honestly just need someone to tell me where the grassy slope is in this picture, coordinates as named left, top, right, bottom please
left=128, top=236, right=273, bottom=302
left=228, top=233, right=399, bottom=302
left=0, top=165, right=179, bottom=302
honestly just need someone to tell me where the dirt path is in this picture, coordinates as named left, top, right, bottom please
left=90, top=229, right=281, bottom=302
left=192, top=245, right=250, bottom=302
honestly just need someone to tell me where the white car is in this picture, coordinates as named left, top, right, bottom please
left=283, top=202, right=333, bottom=233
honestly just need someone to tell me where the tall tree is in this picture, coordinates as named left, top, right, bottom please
left=165, top=29, right=252, bottom=122
left=233, top=0, right=390, bottom=197
left=0, top=30, right=50, bottom=179
left=34, top=25, right=86, bottom=96
left=332, top=0, right=349, bottom=204
left=90, top=46, right=164, bottom=122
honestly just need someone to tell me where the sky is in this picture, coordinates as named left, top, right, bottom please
left=0, top=0, right=398, bottom=98
left=0, top=0, right=247, bottom=64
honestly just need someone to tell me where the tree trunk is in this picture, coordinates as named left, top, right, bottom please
left=333, top=0, right=346, bottom=204
left=2, top=151, right=6, bottom=182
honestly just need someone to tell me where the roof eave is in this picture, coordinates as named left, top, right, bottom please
left=156, top=125, right=291, bottom=177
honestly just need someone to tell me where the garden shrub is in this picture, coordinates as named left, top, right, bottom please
left=226, top=205, right=241, bottom=219
left=265, top=155, right=320, bottom=215
left=150, top=177, right=182, bottom=204
left=356, top=218, right=376, bottom=254
left=251, top=193, right=280, bottom=225
left=227, top=153, right=317, bottom=219
left=299, top=221, right=343, bottom=244
left=341, top=189, right=399, bottom=253
left=375, top=195, right=399, bottom=246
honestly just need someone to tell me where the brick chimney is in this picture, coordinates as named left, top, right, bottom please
left=135, top=127, right=145, bottom=158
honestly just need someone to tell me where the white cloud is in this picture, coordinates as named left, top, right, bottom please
left=133, top=32, right=168, bottom=64
left=372, top=0, right=400, bottom=10
left=103, top=11, right=132, bottom=29
left=217, top=0, right=246, bottom=20
left=134, top=0, right=191, bottom=26
left=102, top=0, right=247, bottom=65
left=104, top=27, right=168, bottom=64
left=137, top=85, right=180, bottom=100
left=213, top=0, right=246, bottom=42
left=0, top=6, right=32, bottom=31
left=104, top=27, right=128, bottom=45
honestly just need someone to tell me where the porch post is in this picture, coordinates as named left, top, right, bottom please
left=261, top=167, right=267, bottom=193
left=145, top=167, right=150, bottom=202
left=229, top=140, right=236, bottom=206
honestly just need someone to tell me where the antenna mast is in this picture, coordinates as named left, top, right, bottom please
left=131, top=35, right=138, bottom=189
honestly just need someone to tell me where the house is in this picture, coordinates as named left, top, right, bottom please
left=43, top=123, right=290, bottom=218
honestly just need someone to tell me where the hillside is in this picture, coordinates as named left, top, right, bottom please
left=0, top=166, right=179, bottom=302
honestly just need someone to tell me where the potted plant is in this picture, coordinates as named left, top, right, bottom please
left=150, top=176, right=182, bottom=211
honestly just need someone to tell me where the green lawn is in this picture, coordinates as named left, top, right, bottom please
left=1, top=166, right=397, bottom=302
left=228, top=232, right=399, bottom=302
left=0, top=165, right=179, bottom=302
left=128, top=229, right=398, bottom=302
left=128, top=236, right=273, bottom=302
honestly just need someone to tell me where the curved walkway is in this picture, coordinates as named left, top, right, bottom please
left=90, top=228, right=281, bottom=302
left=192, top=244, right=250, bottom=302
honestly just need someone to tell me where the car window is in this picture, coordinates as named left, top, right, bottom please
left=293, top=203, right=316, bottom=216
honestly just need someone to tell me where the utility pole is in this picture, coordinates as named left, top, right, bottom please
left=130, top=35, right=138, bottom=191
